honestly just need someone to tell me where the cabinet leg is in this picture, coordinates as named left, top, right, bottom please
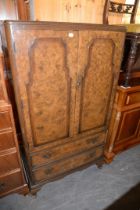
left=104, top=151, right=115, bottom=164
left=96, top=159, right=104, bottom=169
left=29, top=185, right=41, bottom=196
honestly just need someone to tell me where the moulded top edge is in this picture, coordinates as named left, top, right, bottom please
left=4, top=20, right=126, bottom=33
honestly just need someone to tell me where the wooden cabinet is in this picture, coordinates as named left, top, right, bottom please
left=104, top=86, right=140, bottom=163
left=0, top=53, right=28, bottom=197
left=5, top=21, right=125, bottom=190
left=105, top=27, right=140, bottom=163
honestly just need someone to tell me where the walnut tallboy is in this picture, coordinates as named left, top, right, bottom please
left=5, top=21, right=125, bottom=190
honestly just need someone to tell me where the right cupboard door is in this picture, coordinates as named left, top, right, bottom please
left=75, top=30, right=125, bottom=135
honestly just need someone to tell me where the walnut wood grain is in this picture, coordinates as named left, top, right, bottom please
left=32, top=146, right=103, bottom=183
left=31, top=133, right=105, bottom=168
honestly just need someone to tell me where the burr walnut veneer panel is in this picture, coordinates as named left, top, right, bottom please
left=5, top=21, right=125, bottom=190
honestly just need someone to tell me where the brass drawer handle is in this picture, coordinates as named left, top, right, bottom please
left=0, top=183, right=6, bottom=190
left=43, top=152, right=52, bottom=159
left=88, top=152, right=96, bottom=159
left=87, top=137, right=98, bottom=144
left=45, top=167, right=53, bottom=175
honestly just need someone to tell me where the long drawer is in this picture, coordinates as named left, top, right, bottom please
left=31, top=133, right=105, bottom=168
left=32, top=145, right=103, bottom=183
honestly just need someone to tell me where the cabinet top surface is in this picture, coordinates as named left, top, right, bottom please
left=4, top=21, right=126, bottom=32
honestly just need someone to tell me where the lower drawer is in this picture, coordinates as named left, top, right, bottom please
left=0, top=171, right=24, bottom=195
left=0, top=131, right=15, bottom=151
left=0, top=111, right=11, bottom=131
left=0, top=152, right=20, bottom=175
left=31, top=133, right=105, bottom=168
left=33, top=146, right=103, bottom=183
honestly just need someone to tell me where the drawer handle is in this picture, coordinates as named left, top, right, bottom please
left=45, top=167, right=53, bottom=175
left=43, top=152, right=52, bottom=159
left=88, top=152, right=96, bottom=159
left=87, top=137, right=98, bottom=144
left=0, top=183, right=6, bottom=190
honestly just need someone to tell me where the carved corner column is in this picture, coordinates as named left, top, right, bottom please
left=104, top=111, right=121, bottom=163
left=104, top=89, right=122, bottom=163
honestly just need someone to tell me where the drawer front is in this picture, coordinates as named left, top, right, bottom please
left=0, top=172, right=24, bottom=195
left=125, top=91, right=140, bottom=105
left=0, top=152, right=20, bottom=175
left=0, top=131, right=15, bottom=151
left=33, top=146, right=103, bottom=183
left=31, top=133, right=105, bottom=168
left=0, top=111, right=11, bottom=131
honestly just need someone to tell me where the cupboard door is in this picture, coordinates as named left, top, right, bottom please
left=115, top=108, right=140, bottom=145
left=6, top=23, right=78, bottom=147
left=75, top=30, right=125, bottom=134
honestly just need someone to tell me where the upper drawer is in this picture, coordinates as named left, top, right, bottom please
left=0, top=111, right=12, bottom=131
left=0, top=152, right=20, bottom=176
left=31, top=132, right=105, bottom=168
left=125, top=91, right=140, bottom=106
left=0, top=131, right=15, bottom=151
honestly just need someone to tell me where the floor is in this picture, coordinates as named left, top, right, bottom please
left=0, top=145, right=140, bottom=210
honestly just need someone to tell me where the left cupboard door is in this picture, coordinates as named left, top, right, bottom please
left=5, top=22, right=78, bottom=148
